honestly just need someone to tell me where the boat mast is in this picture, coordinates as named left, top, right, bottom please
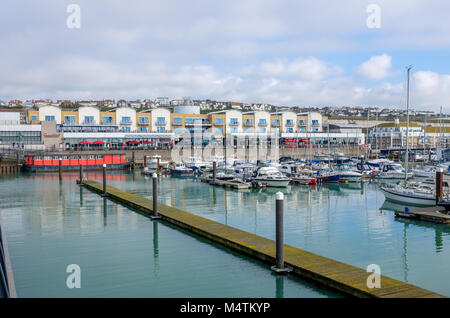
left=404, top=65, right=412, bottom=184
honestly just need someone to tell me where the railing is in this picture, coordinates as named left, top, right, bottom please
left=229, top=121, right=239, bottom=126
left=214, top=121, right=224, bottom=126
left=285, top=122, right=294, bottom=127
left=155, top=121, right=166, bottom=126
left=120, top=121, right=132, bottom=125
left=244, top=121, right=253, bottom=127
left=311, top=122, right=320, bottom=127
left=138, top=121, right=149, bottom=125
left=272, top=122, right=280, bottom=127
left=298, top=122, right=307, bottom=126
left=172, top=121, right=183, bottom=126
left=258, top=122, right=267, bottom=127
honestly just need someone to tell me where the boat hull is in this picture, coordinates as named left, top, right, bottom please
left=253, top=178, right=291, bottom=187
left=380, top=187, right=436, bottom=207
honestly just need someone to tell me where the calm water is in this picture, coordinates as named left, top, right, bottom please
left=0, top=172, right=337, bottom=298
left=106, top=172, right=450, bottom=296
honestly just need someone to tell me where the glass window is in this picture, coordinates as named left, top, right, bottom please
left=140, top=127, right=147, bottom=132
left=173, top=117, right=182, bottom=125
left=84, top=116, right=94, bottom=124
left=45, top=115, right=55, bottom=121
left=214, top=118, right=223, bottom=125
left=157, top=126, right=165, bottom=132
left=245, top=118, right=253, bottom=126
left=103, top=116, right=112, bottom=124
left=215, top=127, right=223, bottom=135
left=139, top=116, right=149, bottom=123
left=31, top=115, right=37, bottom=121
left=245, top=127, right=252, bottom=132
left=272, top=119, right=280, bottom=126
left=65, top=115, right=75, bottom=123
left=287, top=128, right=294, bottom=133
left=286, top=119, right=293, bottom=125
left=230, top=118, right=238, bottom=125
left=122, top=126, right=131, bottom=132
left=122, top=116, right=131, bottom=123
left=185, top=118, right=195, bottom=125
left=259, top=127, right=266, bottom=133
left=156, top=117, right=166, bottom=124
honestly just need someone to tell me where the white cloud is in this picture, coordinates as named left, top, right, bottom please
left=356, top=54, right=392, bottom=80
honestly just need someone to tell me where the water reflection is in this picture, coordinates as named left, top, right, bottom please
left=275, top=274, right=284, bottom=298
left=153, top=221, right=159, bottom=276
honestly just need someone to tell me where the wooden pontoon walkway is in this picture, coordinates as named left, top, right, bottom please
left=394, top=206, right=450, bottom=224
left=82, top=179, right=445, bottom=298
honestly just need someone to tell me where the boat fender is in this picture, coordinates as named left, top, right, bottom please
left=405, top=207, right=410, bottom=213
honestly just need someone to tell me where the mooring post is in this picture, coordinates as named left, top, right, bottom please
left=59, top=157, right=62, bottom=179
left=131, top=151, right=135, bottom=170
left=150, top=172, right=161, bottom=220
left=77, top=163, right=83, bottom=185
left=213, top=161, right=217, bottom=181
left=143, top=155, right=147, bottom=168
left=436, top=168, right=443, bottom=204
left=102, top=164, right=107, bottom=196
left=271, top=192, right=292, bottom=273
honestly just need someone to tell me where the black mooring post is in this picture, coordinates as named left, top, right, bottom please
left=436, top=169, right=443, bottom=204
left=102, top=164, right=107, bottom=197
left=150, top=172, right=161, bottom=220
left=58, top=158, right=62, bottom=179
left=271, top=192, right=292, bottom=273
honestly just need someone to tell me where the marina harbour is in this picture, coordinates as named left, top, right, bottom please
left=1, top=170, right=450, bottom=297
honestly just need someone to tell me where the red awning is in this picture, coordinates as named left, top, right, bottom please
left=93, top=141, right=105, bottom=144
left=80, top=141, right=91, bottom=144
left=127, top=140, right=139, bottom=144
left=301, top=139, right=310, bottom=142
left=142, top=140, right=152, bottom=144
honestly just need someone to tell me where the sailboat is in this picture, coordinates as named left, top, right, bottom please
left=380, top=66, right=443, bottom=206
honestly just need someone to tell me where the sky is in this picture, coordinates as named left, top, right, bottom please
left=0, top=0, right=449, bottom=112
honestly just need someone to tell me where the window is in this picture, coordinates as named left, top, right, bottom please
left=121, top=116, right=131, bottom=124
left=299, top=119, right=306, bottom=126
left=45, top=115, right=55, bottom=121
left=245, top=118, right=253, bottom=126
left=31, top=115, right=37, bottom=121
left=231, top=127, right=238, bottom=133
left=173, top=117, right=182, bottom=125
left=157, top=126, right=165, bottom=132
left=156, top=117, right=166, bottom=125
left=259, top=127, right=266, bottom=133
left=312, top=120, right=319, bottom=126
left=300, top=128, right=306, bottom=132
left=84, top=116, right=94, bottom=124
left=272, top=119, right=280, bottom=126
left=174, top=127, right=183, bottom=134
left=245, top=127, right=252, bottom=133
left=286, top=119, right=294, bottom=126
left=323, top=120, right=327, bottom=126
left=103, top=116, right=113, bottom=124
left=258, top=119, right=266, bottom=126
left=64, top=116, right=75, bottom=124
left=140, top=127, right=147, bottom=132
left=214, top=118, right=223, bottom=125
left=139, top=116, right=149, bottom=124
left=230, top=118, right=238, bottom=125
left=287, top=128, right=294, bottom=133
left=215, top=127, right=223, bottom=135
left=185, top=118, right=195, bottom=125
left=122, top=126, right=131, bottom=132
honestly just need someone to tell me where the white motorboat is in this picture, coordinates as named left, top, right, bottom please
left=142, top=155, right=168, bottom=175
left=412, top=165, right=437, bottom=178
left=376, top=163, right=413, bottom=179
left=333, top=164, right=362, bottom=182
left=252, top=166, right=291, bottom=187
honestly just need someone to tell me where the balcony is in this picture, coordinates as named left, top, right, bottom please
left=83, top=120, right=96, bottom=125
left=139, top=121, right=149, bottom=126
left=155, top=121, right=167, bottom=126
left=64, top=120, right=76, bottom=125
left=272, top=122, right=280, bottom=127
left=285, top=122, right=294, bottom=127
left=298, top=121, right=306, bottom=127
left=121, top=120, right=132, bottom=125
left=244, top=121, right=253, bottom=127
left=311, top=122, right=320, bottom=127
left=102, top=120, right=114, bottom=125
left=173, top=121, right=183, bottom=126
left=258, top=121, right=267, bottom=127
left=214, top=121, right=224, bottom=126
left=229, top=121, right=239, bottom=126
